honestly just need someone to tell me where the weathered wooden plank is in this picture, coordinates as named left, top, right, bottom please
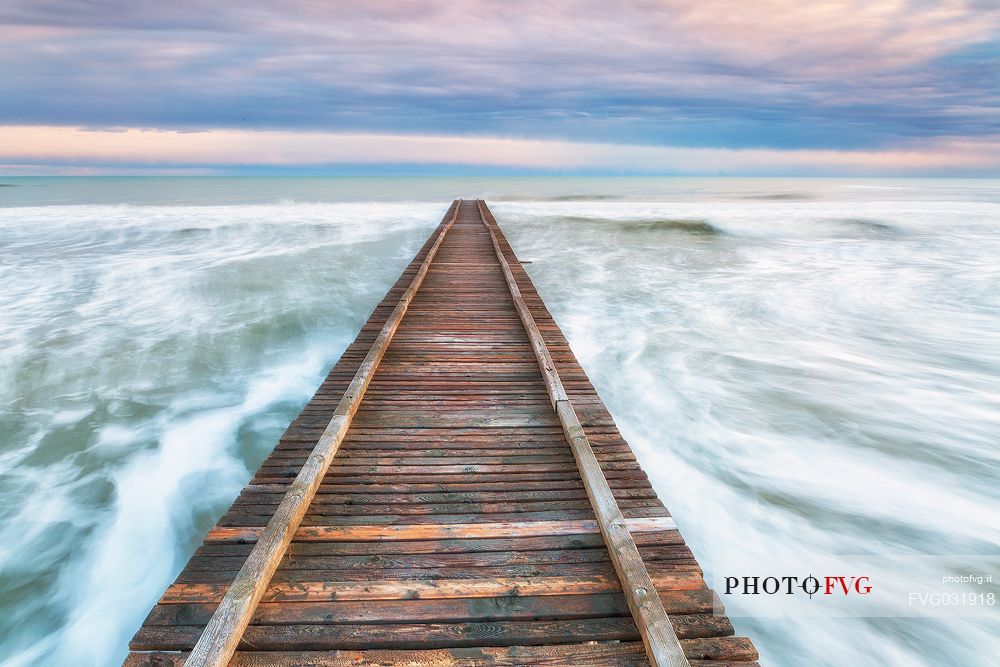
left=204, top=516, right=677, bottom=543
left=183, top=545, right=693, bottom=573
left=162, top=569, right=704, bottom=604
left=133, top=617, right=641, bottom=650
left=126, top=638, right=757, bottom=667
left=194, top=529, right=684, bottom=558
left=144, top=590, right=717, bottom=626
left=246, top=478, right=652, bottom=494
left=185, top=544, right=691, bottom=571
left=125, top=642, right=652, bottom=666
left=176, top=560, right=702, bottom=585
left=133, top=614, right=732, bottom=651
left=235, top=487, right=655, bottom=505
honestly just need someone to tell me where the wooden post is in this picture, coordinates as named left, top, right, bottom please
left=476, top=199, right=691, bottom=667
left=183, top=202, right=461, bottom=667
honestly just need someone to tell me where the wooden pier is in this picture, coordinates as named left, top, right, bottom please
left=125, top=201, right=759, bottom=666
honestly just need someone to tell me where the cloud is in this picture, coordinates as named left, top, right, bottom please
left=0, top=1, right=997, bottom=162
left=1, top=126, right=996, bottom=175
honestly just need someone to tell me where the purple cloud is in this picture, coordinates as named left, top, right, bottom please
left=0, top=1, right=997, bottom=160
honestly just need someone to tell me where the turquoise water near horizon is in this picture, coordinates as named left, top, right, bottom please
left=4, top=175, right=1000, bottom=207
left=1, top=176, right=998, bottom=666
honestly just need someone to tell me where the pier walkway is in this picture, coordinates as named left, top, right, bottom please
left=125, top=201, right=759, bottom=666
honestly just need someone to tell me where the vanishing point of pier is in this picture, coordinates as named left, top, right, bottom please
left=125, top=201, right=760, bottom=666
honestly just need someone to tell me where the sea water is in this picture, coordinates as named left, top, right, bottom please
left=1, top=177, right=998, bottom=666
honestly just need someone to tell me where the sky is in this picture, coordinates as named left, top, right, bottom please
left=1, top=0, right=998, bottom=175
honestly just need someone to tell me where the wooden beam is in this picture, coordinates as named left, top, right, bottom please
left=161, top=569, right=704, bottom=604
left=203, top=515, right=677, bottom=543
left=477, top=199, right=691, bottom=667
left=183, top=202, right=461, bottom=667
left=127, top=642, right=652, bottom=666
left=126, top=638, right=760, bottom=667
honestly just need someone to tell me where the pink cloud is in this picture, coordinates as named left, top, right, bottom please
left=1, top=126, right=996, bottom=175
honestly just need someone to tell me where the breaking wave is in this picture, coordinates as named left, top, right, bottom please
left=562, top=215, right=725, bottom=236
